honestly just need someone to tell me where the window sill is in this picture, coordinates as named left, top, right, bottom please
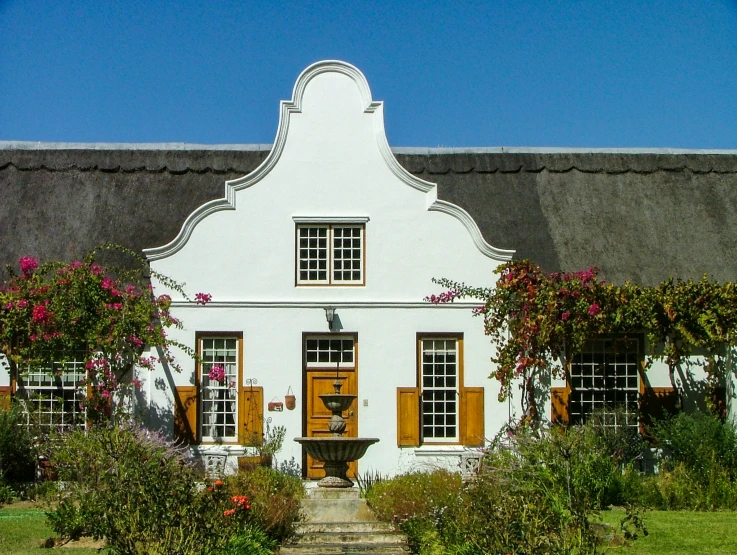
left=413, top=446, right=471, bottom=457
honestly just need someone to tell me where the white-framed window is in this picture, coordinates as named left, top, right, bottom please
left=17, top=358, right=86, bottom=433
left=199, top=335, right=240, bottom=442
left=296, top=223, right=365, bottom=285
left=420, top=337, right=460, bottom=442
left=570, top=337, right=640, bottom=429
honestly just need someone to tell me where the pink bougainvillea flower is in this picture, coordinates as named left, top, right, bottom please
left=100, top=276, right=115, bottom=290
left=208, top=365, right=226, bottom=383
left=16, top=299, right=28, bottom=308
left=31, top=304, right=50, bottom=323
left=561, top=312, right=571, bottom=321
left=194, top=292, right=212, bottom=306
left=19, top=256, right=38, bottom=275
left=588, top=303, right=601, bottom=316
left=424, top=289, right=461, bottom=305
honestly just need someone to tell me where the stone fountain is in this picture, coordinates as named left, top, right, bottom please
left=295, top=379, right=379, bottom=488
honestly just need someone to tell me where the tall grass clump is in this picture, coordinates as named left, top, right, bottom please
left=640, top=411, right=737, bottom=510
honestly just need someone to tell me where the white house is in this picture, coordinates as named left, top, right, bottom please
left=141, top=61, right=514, bottom=477
left=1, top=60, right=735, bottom=479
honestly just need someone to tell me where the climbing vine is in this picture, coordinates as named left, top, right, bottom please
left=430, top=260, right=737, bottom=422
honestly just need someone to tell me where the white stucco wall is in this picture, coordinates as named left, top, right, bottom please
left=142, top=61, right=513, bottom=477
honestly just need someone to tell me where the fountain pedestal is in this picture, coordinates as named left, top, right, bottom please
left=295, top=379, right=379, bottom=488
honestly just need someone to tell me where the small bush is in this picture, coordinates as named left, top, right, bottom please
left=652, top=411, right=737, bottom=476
left=0, top=405, right=36, bottom=485
left=637, top=411, right=737, bottom=510
left=226, top=465, right=304, bottom=543
left=366, top=469, right=463, bottom=523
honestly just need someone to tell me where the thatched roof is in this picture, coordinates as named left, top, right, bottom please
left=3, top=142, right=737, bottom=285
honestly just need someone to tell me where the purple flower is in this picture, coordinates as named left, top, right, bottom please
left=194, top=292, right=212, bottom=306
left=588, top=303, right=601, bottom=316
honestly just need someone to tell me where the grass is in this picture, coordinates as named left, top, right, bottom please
left=0, top=506, right=103, bottom=554
left=602, top=509, right=737, bottom=554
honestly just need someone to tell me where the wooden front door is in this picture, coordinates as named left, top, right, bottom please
left=303, top=334, right=358, bottom=480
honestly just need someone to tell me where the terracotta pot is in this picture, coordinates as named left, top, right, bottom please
left=237, top=454, right=273, bottom=472
left=38, top=459, right=57, bottom=481
left=237, top=456, right=261, bottom=472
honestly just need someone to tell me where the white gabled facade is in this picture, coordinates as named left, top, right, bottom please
left=141, top=61, right=514, bottom=477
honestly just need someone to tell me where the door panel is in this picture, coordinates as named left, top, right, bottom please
left=304, top=334, right=358, bottom=480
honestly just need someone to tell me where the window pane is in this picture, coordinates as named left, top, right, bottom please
left=200, top=337, right=239, bottom=440
left=570, top=337, right=639, bottom=430
left=420, top=338, right=459, bottom=440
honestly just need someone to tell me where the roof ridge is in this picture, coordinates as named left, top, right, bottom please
left=3, top=141, right=737, bottom=156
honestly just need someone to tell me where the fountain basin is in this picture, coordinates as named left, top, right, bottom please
left=295, top=437, right=379, bottom=488
left=319, top=394, right=356, bottom=413
left=296, top=436, right=379, bottom=462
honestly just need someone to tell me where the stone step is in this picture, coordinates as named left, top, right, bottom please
left=297, top=521, right=396, bottom=534
left=296, top=531, right=406, bottom=545
left=301, top=499, right=377, bottom=522
left=279, top=543, right=410, bottom=554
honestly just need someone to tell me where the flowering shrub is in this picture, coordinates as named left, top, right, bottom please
left=226, top=465, right=305, bottom=543
left=0, top=245, right=210, bottom=424
left=46, top=424, right=274, bottom=554
left=431, top=260, right=737, bottom=420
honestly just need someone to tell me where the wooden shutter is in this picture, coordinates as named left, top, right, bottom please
left=239, top=386, right=263, bottom=446
left=397, top=387, right=420, bottom=447
left=640, top=386, right=678, bottom=436
left=460, top=387, right=485, bottom=447
left=0, top=385, right=11, bottom=411
left=550, top=386, right=570, bottom=425
left=174, top=385, right=198, bottom=445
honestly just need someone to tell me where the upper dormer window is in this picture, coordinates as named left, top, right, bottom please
left=294, top=217, right=368, bottom=286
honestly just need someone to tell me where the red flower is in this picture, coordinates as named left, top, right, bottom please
left=588, top=303, right=601, bottom=316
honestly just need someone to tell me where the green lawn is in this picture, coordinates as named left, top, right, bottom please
left=602, top=509, right=737, bottom=554
left=0, top=506, right=103, bottom=554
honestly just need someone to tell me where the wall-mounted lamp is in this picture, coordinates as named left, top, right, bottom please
left=325, top=307, right=336, bottom=330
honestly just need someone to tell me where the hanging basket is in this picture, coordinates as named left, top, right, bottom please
left=268, top=397, right=284, bottom=412
left=285, top=386, right=296, bottom=410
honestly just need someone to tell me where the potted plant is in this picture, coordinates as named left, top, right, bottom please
left=257, top=423, right=286, bottom=468
left=237, top=422, right=286, bottom=471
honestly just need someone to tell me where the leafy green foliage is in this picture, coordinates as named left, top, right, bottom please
left=368, top=421, right=653, bottom=555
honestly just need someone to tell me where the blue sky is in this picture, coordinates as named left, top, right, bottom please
left=1, top=0, right=736, bottom=148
